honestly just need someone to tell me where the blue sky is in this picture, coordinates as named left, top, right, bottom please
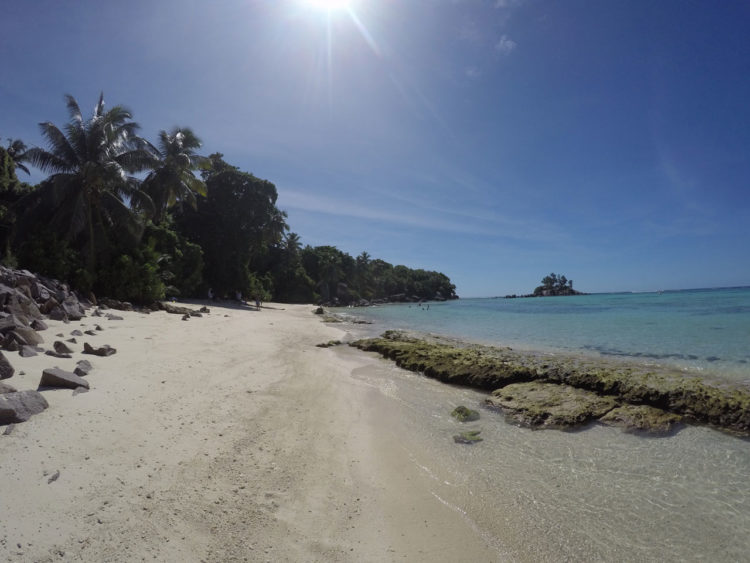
left=2, top=0, right=749, bottom=296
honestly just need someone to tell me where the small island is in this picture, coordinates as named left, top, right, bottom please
left=505, top=272, right=586, bottom=298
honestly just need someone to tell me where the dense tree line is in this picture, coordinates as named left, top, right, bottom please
left=1, top=93, right=457, bottom=305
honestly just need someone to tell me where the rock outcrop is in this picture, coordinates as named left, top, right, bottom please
left=352, top=331, right=750, bottom=436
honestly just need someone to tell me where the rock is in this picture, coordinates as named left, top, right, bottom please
left=30, top=319, right=48, bottom=331
left=70, top=330, right=83, bottom=336
left=0, top=390, right=49, bottom=423
left=105, top=314, right=123, bottom=321
left=39, top=368, right=90, bottom=390
left=48, top=306, right=66, bottom=321
left=486, top=382, right=618, bottom=429
left=316, top=340, right=342, bottom=348
left=453, top=430, right=483, bottom=444
left=0, top=381, right=17, bottom=394
left=2, top=336, right=19, bottom=352
left=313, top=307, right=325, bottom=315
left=451, top=406, right=480, bottom=422
left=599, top=404, right=684, bottom=435
left=181, top=314, right=190, bottom=321
left=67, top=338, right=77, bottom=343
left=53, top=341, right=74, bottom=354
left=61, top=295, right=84, bottom=320
left=95, top=325, right=103, bottom=331
left=84, top=330, right=96, bottom=336
left=10, top=327, right=44, bottom=347
left=19, top=345, right=39, bottom=357
left=0, top=352, right=14, bottom=380
left=74, top=360, right=93, bottom=377
left=83, top=343, right=116, bottom=357
left=46, top=350, right=72, bottom=359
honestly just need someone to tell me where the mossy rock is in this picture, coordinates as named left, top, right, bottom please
left=316, top=340, right=342, bottom=348
left=486, top=382, right=618, bottom=429
left=351, top=332, right=750, bottom=436
left=451, top=405, right=480, bottom=422
left=453, top=430, right=483, bottom=444
left=313, top=306, right=325, bottom=315
left=599, top=404, right=684, bottom=435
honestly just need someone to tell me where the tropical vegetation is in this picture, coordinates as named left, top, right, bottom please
left=2, top=93, right=457, bottom=305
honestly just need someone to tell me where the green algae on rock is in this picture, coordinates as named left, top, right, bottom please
left=486, top=382, right=618, bottom=429
left=316, top=340, right=343, bottom=348
left=599, top=404, right=683, bottom=435
left=451, top=405, right=480, bottom=422
left=351, top=331, right=750, bottom=436
left=453, top=430, right=483, bottom=444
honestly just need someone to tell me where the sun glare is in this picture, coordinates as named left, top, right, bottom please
left=305, top=0, right=350, bottom=10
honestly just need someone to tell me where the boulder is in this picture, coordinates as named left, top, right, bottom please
left=10, top=327, right=44, bottom=346
left=486, top=382, right=617, bottom=429
left=453, top=430, right=483, bottom=444
left=0, top=352, right=14, bottom=380
left=53, top=341, right=74, bottom=355
left=0, top=390, right=49, bottom=423
left=74, top=360, right=93, bottom=377
left=39, top=368, right=89, bottom=390
left=61, top=295, right=84, bottom=321
left=19, top=346, right=39, bottom=358
left=83, top=343, right=116, bottom=357
left=2, top=336, right=20, bottom=352
left=30, top=319, right=48, bottom=331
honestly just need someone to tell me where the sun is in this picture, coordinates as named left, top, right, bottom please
left=304, top=0, right=350, bottom=10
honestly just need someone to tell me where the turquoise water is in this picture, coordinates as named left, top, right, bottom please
left=341, top=287, right=750, bottom=381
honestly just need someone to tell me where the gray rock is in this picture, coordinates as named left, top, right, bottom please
left=19, top=346, right=39, bottom=358
left=70, top=330, right=83, bottom=337
left=61, top=296, right=84, bottom=321
left=30, top=319, right=48, bottom=331
left=0, top=352, right=14, bottom=380
left=74, top=360, right=93, bottom=377
left=83, top=343, right=116, bottom=357
left=9, top=327, right=44, bottom=347
left=39, top=368, right=89, bottom=390
left=0, top=390, right=49, bottom=423
left=53, top=341, right=74, bottom=354
left=0, top=381, right=17, bottom=394
left=105, top=314, right=123, bottom=321
left=46, top=350, right=72, bottom=359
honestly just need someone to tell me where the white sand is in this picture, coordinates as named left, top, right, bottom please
left=0, top=302, right=500, bottom=562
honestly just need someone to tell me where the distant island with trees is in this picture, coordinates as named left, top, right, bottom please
left=504, top=273, right=586, bottom=298
left=0, top=93, right=457, bottom=306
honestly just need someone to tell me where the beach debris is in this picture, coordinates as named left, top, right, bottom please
left=74, top=360, right=93, bottom=377
left=453, top=430, right=483, bottom=444
left=0, top=390, right=49, bottom=423
left=451, top=406, right=480, bottom=422
left=316, top=340, right=342, bottom=348
left=83, top=343, right=116, bottom=357
left=39, top=367, right=90, bottom=390
left=0, top=352, right=14, bottom=380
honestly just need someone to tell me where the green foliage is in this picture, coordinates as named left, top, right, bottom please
left=534, top=272, right=576, bottom=296
left=16, top=229, right=81, bottom=282
left=142, top=222, right=204, bottom=297
left=96, top=243, right=165, bottom=303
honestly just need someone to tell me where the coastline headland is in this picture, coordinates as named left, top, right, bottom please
left=352, top=330, right=750, bottom=436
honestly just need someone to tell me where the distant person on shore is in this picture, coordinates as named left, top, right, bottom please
left=207, top=287, right=214, bottom=301
left=235, top=290, right=243, bottom=303
left=255, top=296, right=261, bottom=310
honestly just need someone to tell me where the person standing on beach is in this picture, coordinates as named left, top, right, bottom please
left=255, top=296, right=260, bottom=310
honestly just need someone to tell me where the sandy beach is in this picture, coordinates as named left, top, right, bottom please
left=0, top=302, right=500, bottom=562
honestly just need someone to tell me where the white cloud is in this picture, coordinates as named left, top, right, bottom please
left=495, top=34, right=517, bottom=55
left=465, top=66, right=482, bottom=79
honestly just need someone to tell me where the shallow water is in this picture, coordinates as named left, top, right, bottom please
left=339, top=287, right=750, bottom=381
left=341, top=345, right=750, bottom=562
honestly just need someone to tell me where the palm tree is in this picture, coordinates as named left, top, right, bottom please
left=19, top=93, right=156, bottom=276
left=284, top=232, right=302, bottom=256
left=143, top=127, right=208, bottom=223
left=5, top=139, right=30, bottom=175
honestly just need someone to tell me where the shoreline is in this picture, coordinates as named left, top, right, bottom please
left=0, top=301, right=503, bottom=562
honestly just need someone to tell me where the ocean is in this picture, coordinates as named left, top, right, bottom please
left=342, top=286, right=750, bottom=382
left=333, top=287, right=750, bottom=561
